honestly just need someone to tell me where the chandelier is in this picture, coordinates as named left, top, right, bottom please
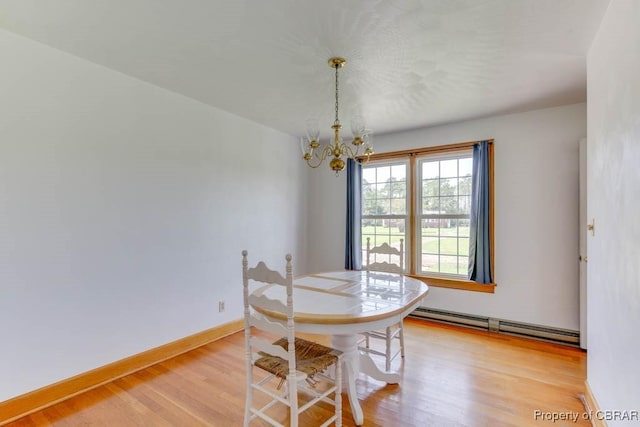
left=301, top=57, right=374, bottom=173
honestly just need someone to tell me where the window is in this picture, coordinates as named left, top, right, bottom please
left=360, top=141, right=495, bottom=293
left=362, top=162, right=408, bottom=267
left=417, top=154, right=472, bottom=276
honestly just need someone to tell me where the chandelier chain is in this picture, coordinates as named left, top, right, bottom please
left=334, top=64, right=340, bottom=126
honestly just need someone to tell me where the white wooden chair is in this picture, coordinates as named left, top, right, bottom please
left=359, top=238, right=405, bottom=371
left=242, top=250, right=342, bottom=427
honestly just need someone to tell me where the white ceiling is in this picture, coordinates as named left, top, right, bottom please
left=0, top=0, right=609, bottom=137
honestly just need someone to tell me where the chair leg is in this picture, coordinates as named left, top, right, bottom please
left=385, top=326, right=392, bottom=372
left=399, top=321, right=405, bottom=358
left=336, top=358, right=342, bottom=427
left=244, top=367, right=252, bottom=427
left=288, top=375, right=298, bottom=427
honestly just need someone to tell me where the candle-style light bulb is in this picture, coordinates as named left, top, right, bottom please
left=305, top=118, right=320, bottom=142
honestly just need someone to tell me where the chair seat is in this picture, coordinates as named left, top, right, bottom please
left=255, top=337, right=342, bottom=381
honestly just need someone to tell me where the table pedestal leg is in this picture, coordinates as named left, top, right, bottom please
left=331, top=335, right=363, bottom=426
left=330, top=334, right=403, bottom=425
left=359, top=352, right=400, bottom=384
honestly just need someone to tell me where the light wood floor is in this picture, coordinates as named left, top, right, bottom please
left=6, top=318, right=587, bottom=426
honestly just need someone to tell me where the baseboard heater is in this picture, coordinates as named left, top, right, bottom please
left=410, top=307, right=580, bottom=346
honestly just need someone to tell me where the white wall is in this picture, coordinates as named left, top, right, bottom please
left=0, top=29, right=307, bottom=401
left=587, top=0, right=640, bottom=422
left=308, top=103, right=586, bottom=330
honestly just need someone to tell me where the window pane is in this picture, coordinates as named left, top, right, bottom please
left=422, top=179, right=439, bottom=198
left=441, top=178, right=458, bottom=196
left=440, top=223, right=456, bottom=236
left=458, top=256, right=469, bottom=275
left=459, top=157, right=472, bottom=177
left=458, top=237, right=470, bottom=256
left=363, top=199, right=379, bottom=216
left=459, top=176, right=472, bottom=196
left=363, top=181, right=373, bottom=196
left=441, top=159, right=458, bottom=178
left=376, top=166, right=391, bottom=184
left=390, top=179, right=407, bottom=215
left=362, top=167, right=376, bottom=184
left=422, top=222, right=438, bottom=237
left=362, top=181, right=378, bottom=215
left=440, top=255, right=458, bottom=274
left=390, top=180, right=405, bottom=197
left=386, top=199, right=393, bottom=215
left=421, top=253, right=439, bottom=272
left=459, top=218, right=470, bottom=237
left=459, top=195, right=471, bottom=214
left=391, top=198, right=406, bottom=215
left=422, top=235, right=438, bottom=254
left=422, top=197, right=439, bottom=213
left=440, top=196, right=459, bottom=214
left=391, top=164, right=406, bottom=180
left=376, top=182, right=386, bottom=200
left=439, top=237, right=457, bottom=255
left=422, top=161, right=439, bottom=179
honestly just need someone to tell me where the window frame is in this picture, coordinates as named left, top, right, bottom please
left=361, top=159, right=410, bottom=269
left=415, top=152, right=473, bottom=278
left=360, top=140, right=496, bottom=293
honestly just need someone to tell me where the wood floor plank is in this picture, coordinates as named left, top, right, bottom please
left=4, top=318, right=587, bottom=426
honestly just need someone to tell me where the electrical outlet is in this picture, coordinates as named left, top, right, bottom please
left=218, top=300, right=225, bottom=312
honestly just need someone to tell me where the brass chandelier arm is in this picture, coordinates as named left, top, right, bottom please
left=341, top=143, right=360, bottom=159
left=303, top=137, right=372, bottom=168
left=304, top=144, right=333, bottom=169
left=342, top=142, right=373, bottom=163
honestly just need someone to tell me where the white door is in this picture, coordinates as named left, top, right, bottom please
left=579, top=137, right=587, bottom=349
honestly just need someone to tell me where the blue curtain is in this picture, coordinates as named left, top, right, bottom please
left=345, top=159, right=362, bottom=270
left=468, top=141, right=493, bottom=283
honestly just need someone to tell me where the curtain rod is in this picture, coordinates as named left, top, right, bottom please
left=359, top=139, right=494, bottom=162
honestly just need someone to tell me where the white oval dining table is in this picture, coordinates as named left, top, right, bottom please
left=251, top=270, right=429, bottom=426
